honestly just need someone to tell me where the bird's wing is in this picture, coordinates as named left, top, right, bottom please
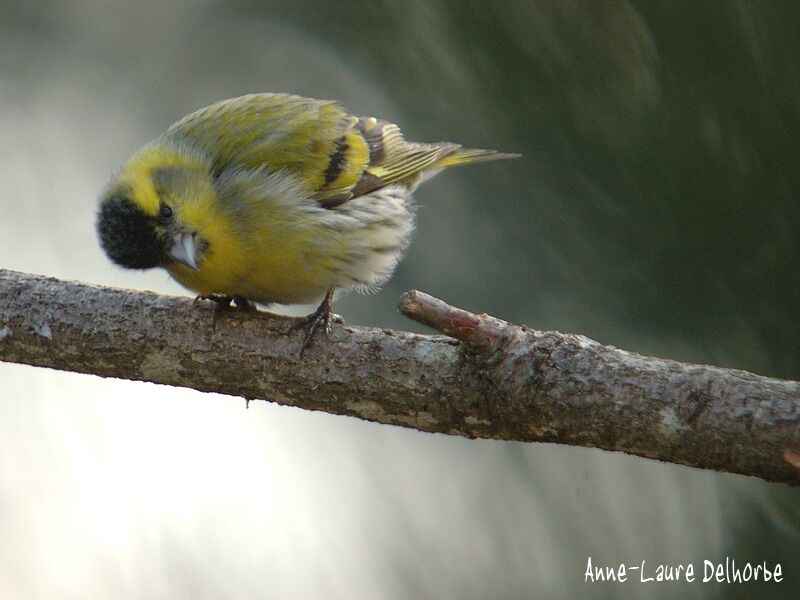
left=164, top=94, right=352, bottom=194
left=164, top=93, right=508, bottom=207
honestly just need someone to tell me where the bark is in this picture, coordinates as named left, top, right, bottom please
left=1, top=268, right=798, bottom=484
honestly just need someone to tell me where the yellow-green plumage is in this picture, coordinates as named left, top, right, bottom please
left=97, top=93, right=517, bottom=308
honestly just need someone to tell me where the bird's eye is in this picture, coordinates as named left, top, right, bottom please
left=159, top=203, right=173, bottom=219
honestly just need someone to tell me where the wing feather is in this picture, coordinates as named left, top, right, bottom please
left=162, top=93, right=516, bottom=208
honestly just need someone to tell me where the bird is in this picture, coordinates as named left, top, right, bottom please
left=96, top=93, right=517, bottom=354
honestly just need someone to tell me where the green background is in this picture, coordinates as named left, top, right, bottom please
left=0, top=1, right=797, bottom=598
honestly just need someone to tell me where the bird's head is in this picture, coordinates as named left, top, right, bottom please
left=96, top=143, right=216, bottom=272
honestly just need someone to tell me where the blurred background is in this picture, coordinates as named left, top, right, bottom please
left=1, top=0, right=798, bottom=598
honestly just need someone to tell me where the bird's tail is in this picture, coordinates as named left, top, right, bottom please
left=435, top=147, right=520, bottom=168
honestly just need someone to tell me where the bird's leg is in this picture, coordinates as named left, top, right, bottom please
left=292, top=287, right=337, bottom=357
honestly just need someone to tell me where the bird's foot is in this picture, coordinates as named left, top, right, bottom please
left=193, top=294, right=257, bottom=329
left=194, top=293, right=233, bottom=309
left=231, top=296, right=258, bottom=312
left=291, top=288, right=340, bottom=357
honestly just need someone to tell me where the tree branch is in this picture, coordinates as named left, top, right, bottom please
left=1, top=268, right=798, bottom=484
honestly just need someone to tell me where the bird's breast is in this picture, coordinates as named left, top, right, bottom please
left=167, top=184, right=416, bottom=305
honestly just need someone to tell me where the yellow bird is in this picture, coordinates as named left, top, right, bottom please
left=97, top=93, right=517, bottom=353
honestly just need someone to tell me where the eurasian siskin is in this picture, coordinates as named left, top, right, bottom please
left=96, top=93, right=516, bottom=352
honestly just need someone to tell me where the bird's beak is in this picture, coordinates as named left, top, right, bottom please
left=169, top=232, right=199, bottom=270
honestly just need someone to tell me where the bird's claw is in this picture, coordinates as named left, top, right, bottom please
left=194, top=294, right=233, bottom=308
left=292, top=288, right=337, bottom=357
left=193, top=294, right=257, bottom=330
left=231, top=296, right=257, bottom=312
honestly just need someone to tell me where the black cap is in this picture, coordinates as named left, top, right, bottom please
left=96, top=195, right=164, bottom=269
